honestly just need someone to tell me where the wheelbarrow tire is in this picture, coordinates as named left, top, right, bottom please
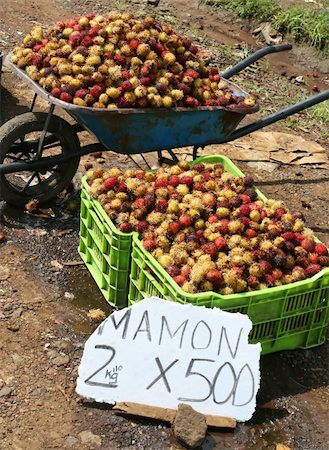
left=0, top=112, right=80, bottom=206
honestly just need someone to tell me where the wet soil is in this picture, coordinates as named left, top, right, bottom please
left=0, top=0, right=329, bottom=449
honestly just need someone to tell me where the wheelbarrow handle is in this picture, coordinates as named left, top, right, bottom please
left=221, top=44, right=293, bottom=80
left=221, top=89, right=329, bottom=144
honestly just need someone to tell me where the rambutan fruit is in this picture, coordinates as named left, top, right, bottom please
left=214, top=236, right=227, bottom=250
left=169, top=175, right=180, bottom=187
left=244, top=228, right=257, bottom=239
left=59, top=92, right=72, bottom=103
left=155, top=199, right=168, bottom=212
left=181, top=264, right=191, bottom=278
left=137, top=220, right=148, bottom=234
left=281, top=232, right=295, bottom=241
left=168, top=221, right=181, bottom=235
left=239, top=194, right=251, bottom=204
left=201, top=242, right=217, bottom=258
left=201, top=192, right=216, bottom=208
left=173, top=275, right=186, bottom=286
left=166, top=266, right=181, bottom=277
left=102, top=177, right=117, bottom=191
left=51, top=87, right=62, bottom=98
left=205, top=269, right=223, bottom=285
left=244, top=176, right=254, bottom=187
left=318, top=256, right=329, bottom=266
left=179, top=214, right=193, bottom=228
left=120, top=80, right=134, bottom=93
left=301, top=238, right=315, bottom=253
left=119, top=222, right=132, bottom=233
left=143, top=192, right=156, bottom=208
left=143, top=238, right=157, bottom=252
left=305, top=264, right=321, bottom=277
left=216, top=219, right=229, bottom=234
left=275, top=208, right=286, bottom=219
left=248, top=276, right=259, bottom=288
left=132, top=198, right=145, bottom=209
left=315, top=243, right=328, bottom=256
left=155, top=178, right=168, bottom=188
left=90, top=84, right=104, bottom=98
left=259, top=260, right=272, bottom=274
left=185, top=96, right=198, bottom=107
left=180, top=175, right=194, bottom=186
left=272, top=268, right=283, bottom=280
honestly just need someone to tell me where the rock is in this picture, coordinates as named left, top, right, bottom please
left=78, top=430, right=102, bottom=448
left=52, top=354, right=70, bottom=367
left=0, top=266, right=10, bottom=281
left=295, top=76, right=305, bottom=84
left=52, top=339, right=73, bottom=353
left=11, top=307, right=24, bottom=319
left=252, top=22, right=282, bottom=45
left=50, top=260, right=64, bottom=270
left=0, top=386, right=13, bottom=398
left=172, top=403, right=207, bottom=449
left=301, top=198, right=311, bottom=209
left=7, top=320, right=20, bottom=332
left=64, top=436, right=80, bottom=448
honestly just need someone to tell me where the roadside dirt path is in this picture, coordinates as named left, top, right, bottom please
left=0, top=1, right=328, bottom=449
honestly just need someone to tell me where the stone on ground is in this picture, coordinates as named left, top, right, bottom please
left=172, top=403, right=207, bottom=448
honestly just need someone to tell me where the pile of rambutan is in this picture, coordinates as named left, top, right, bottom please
left=86, top=161, right=329, bottom=295
left=11, top=12, right=256, bottom=109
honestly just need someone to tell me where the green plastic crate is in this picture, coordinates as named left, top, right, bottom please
left=79, top=177, right=134, bottom=308
left=78, top=154, right=329, bottom=354
left=129, top=235, right=329, bottom=354
left=128, top=155, right=329, bottom=355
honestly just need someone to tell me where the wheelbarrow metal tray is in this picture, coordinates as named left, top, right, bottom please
left=6, top=56, right=257, bottom=154
left=69, top=106, right=249, bottom=154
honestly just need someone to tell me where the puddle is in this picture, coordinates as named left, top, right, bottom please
left=63, top=268, right=113, bottom=334
left=0, top=192, right=81, bottom=230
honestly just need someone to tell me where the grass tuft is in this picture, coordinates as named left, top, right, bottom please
left=275, top=7, right=329, bottom=52
left=203, top=0, right=279, bottom=21
left=201, top=0, right=329, bottom=53
left=309, top=101, right=329, bottom=124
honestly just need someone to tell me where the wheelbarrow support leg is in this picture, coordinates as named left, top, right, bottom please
left=158, top=149, right=179, bottom=165
left=30, top=93, right=38, bottom=112
left=35, top=103, right=55, bottom=159
left=193, top=145, right=205, bottom=160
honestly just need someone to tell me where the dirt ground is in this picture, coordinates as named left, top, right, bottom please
left=0, top=0, right=328, bottom=449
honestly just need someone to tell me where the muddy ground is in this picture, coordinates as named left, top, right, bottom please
left=0, top=0, right=329, bottom=449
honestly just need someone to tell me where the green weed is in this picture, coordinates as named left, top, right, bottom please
left=201, top=0, right=329, bottom=53
left=275, top=7, right=329, bottom=52
left=202, top=0, right=279, bottom=21
left=309, top=101, right=329, bottom=124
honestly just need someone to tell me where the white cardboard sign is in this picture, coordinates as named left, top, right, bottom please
left=76, top=297, right=261, bottom=421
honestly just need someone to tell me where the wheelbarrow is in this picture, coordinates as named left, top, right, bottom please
left=0, top=44, right=328, bottom=206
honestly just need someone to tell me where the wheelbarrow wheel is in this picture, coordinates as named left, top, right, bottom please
left=0, top=112, right=80, bottom=206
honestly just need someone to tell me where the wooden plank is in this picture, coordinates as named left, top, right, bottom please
left=113, top=402, right=236, bottom=429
